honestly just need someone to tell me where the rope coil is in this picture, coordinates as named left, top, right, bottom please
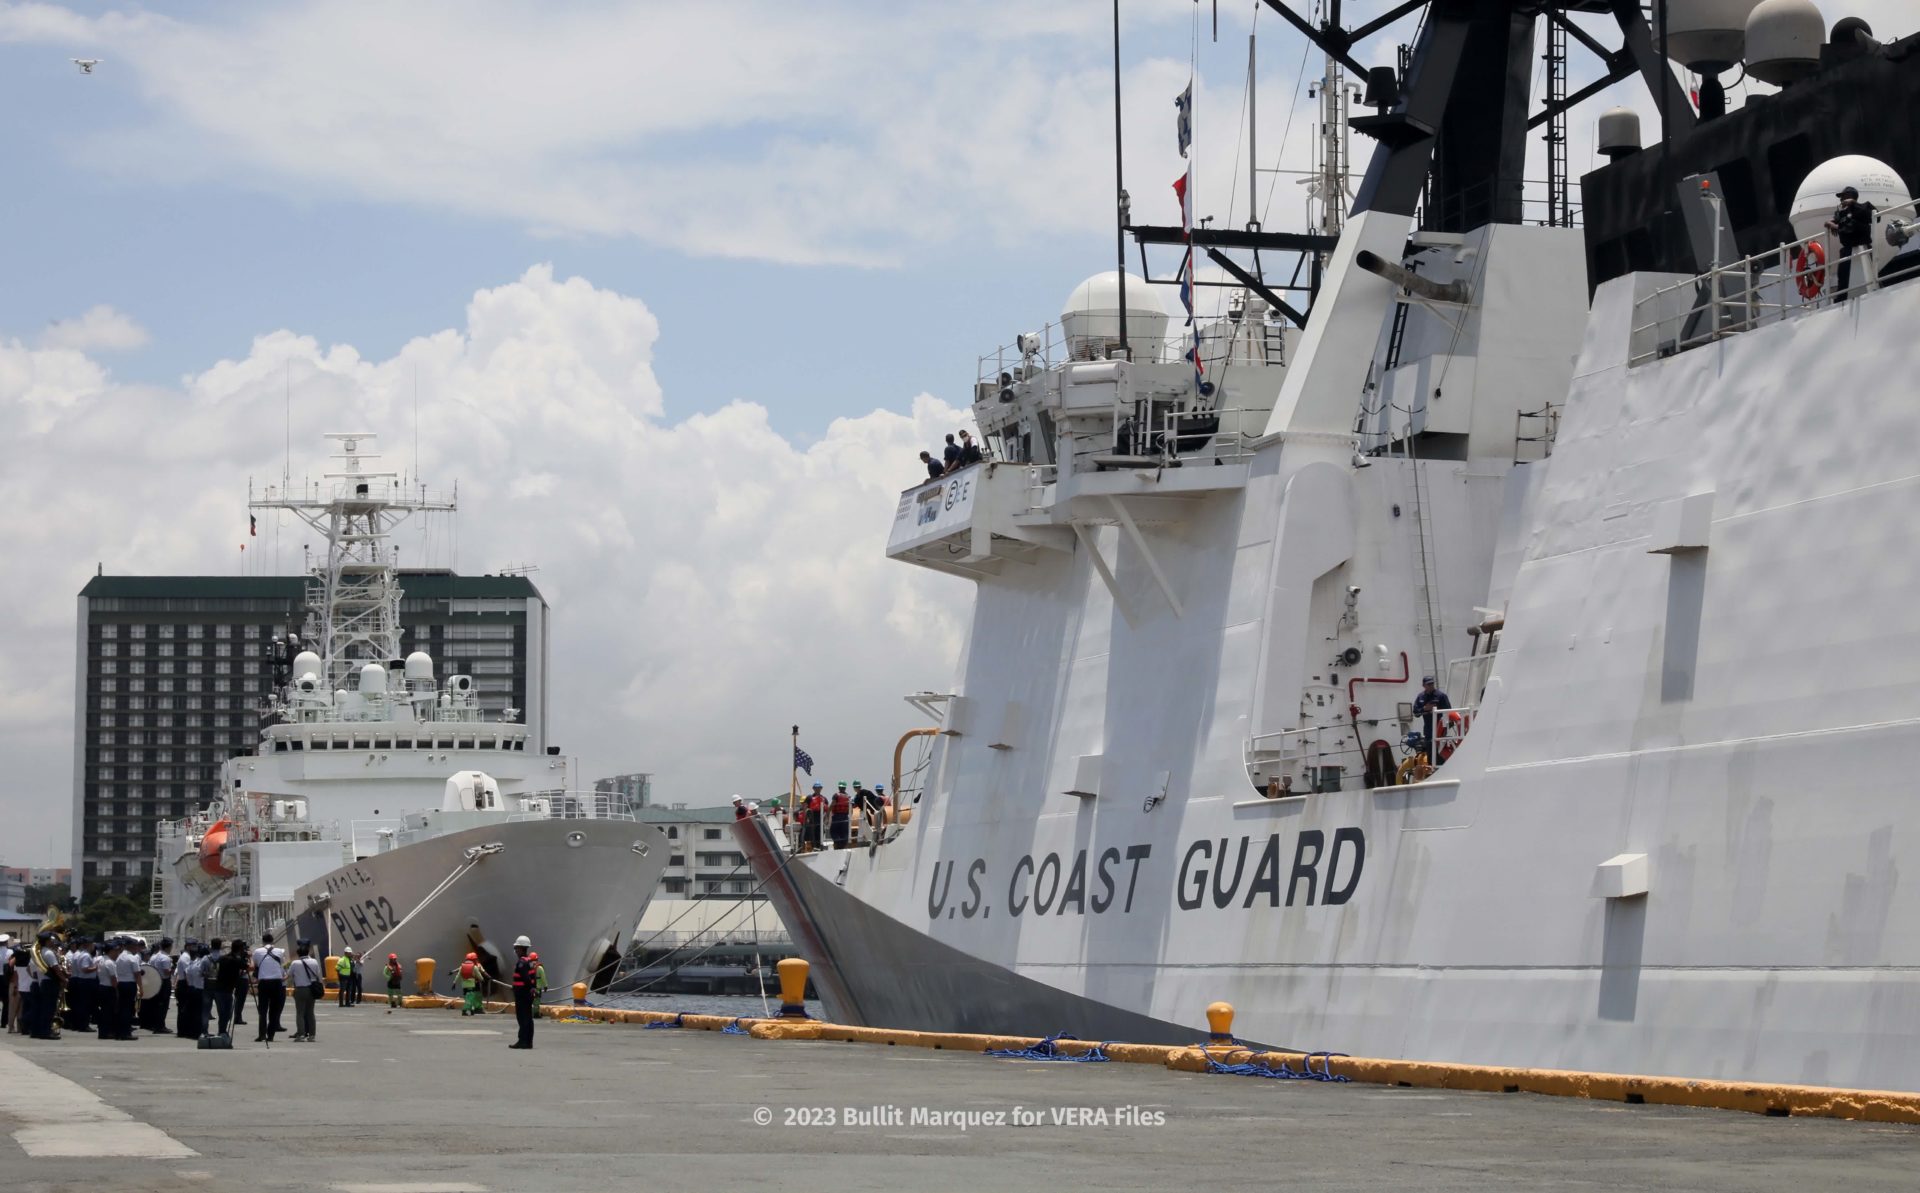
left=1205, top=1048, right=1351, bottom=1081
left=986, top=1033, right=1111, bottom=1062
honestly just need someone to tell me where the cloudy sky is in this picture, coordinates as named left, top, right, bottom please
left=1, top=1, right=1910, bottom=867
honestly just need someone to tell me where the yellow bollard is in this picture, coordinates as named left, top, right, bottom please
left=414, top=957, right=437, bottom=996
left=1206, top=1000, right=1235, bottom=1044
left=324, top=955, right=341, bottom=991
left=572, top=982, right=588, bottom=1007
left=776, top=958, right=811, bottom=1019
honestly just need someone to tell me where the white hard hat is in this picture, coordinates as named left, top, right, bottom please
left=731, top=794, right=743, bottom=803
left=513, top=935, right=531, bottom=949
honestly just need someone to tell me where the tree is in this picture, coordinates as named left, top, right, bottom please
left=68, top=881, right=159, bottom=940
left=20, top=883, right=75, bottom=916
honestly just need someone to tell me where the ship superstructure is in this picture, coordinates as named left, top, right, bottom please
left=742, top=1, right=1920, bottom=1093
left=156, top=435, right=667, bottom=991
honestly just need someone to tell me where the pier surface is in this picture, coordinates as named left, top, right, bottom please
left=3, top=1005, right=1916, bottom=1192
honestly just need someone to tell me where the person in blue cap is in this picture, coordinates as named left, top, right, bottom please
left=1411, top=675, right=1452, bottom=759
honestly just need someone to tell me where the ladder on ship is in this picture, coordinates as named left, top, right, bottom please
left=1403, top=442, right=1445, bottom=683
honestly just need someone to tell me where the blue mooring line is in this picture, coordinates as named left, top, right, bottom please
left=644, top=1012, right=690, bottom=1030
left=986, top=1033, right=1112, bottom=1062
left=721, top=1018, right=750, bottom=1035
left=1205, top=1047, right=1352, bottom=1081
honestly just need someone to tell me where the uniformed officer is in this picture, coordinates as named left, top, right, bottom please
left=113, top=938, right=140, bottom=1039
left=142, top=937, right=175, bottom=1033
left=508, top=935, right=537, bottom=1050
left=64, top=937, right=96, bottom=1033
left=252, top=933, right=288, bottom=1042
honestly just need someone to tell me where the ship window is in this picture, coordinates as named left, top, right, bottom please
left=373, top=739, right=392, bottom=750
left=312, top=739, right=329, bottom=750
left=479, top=739, right=495, bottom=749
left=457, top=739, right=474, bottom=750
left=290, top=739, right=303, bottom=751
left=274, top=741, right=289, bottom=752
left=437, top=739, right=453, bottom=750
left=352, top=738, right=369, bottom=750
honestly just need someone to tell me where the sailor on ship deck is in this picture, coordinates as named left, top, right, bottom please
left=1827, top=186, right=1877, bottom=302
left=1412, top=676, right=1451, bottom=759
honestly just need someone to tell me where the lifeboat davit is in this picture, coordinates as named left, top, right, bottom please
left=198, top=820, right=237, bottom=878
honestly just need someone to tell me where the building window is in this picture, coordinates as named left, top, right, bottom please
left=101, top=679, right=117, bottom=693
left=215, top=641, right=233, bottom=658
left=129, top=642, right=146, bottom=657
left=156, top=679, right=173, bottom=692
left=100, top=624, right=118, bottom=639
left=703, top=828, right=722, bottom=840
left=100, top=696, right=117, bottom=710
left=158, top=624, right=175, bottom=638
left=99, top=749, right=118, bottom=763
left=100, top=642, right=118, bottom=657
left=129, top=625, right=145, bottom=639
left=188, top=624, right=205, bottom=639
left=666, top=827, right=678, bottom=840
left=98, top=714, right=116, bottom=728
left=100, top=661, right=117, bottom=675
left=215, top=624, right=232, bottom=639
left=244, top=624, right=262, bottom=639
left=215, top=679, right=231, bottom=693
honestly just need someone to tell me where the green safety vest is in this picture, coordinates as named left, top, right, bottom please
left=337, top=958, right=352, bottom=975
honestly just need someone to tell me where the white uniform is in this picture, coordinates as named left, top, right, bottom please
left=252, top=947, right=286, bottom=980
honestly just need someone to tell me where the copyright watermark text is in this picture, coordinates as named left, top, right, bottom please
left=751, top=1104, right=1166, bottom=1130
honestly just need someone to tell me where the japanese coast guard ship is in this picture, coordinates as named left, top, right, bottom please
left=156, top=435, right=668, bottom=993
left=741, top=1, right=1920, bottom=1092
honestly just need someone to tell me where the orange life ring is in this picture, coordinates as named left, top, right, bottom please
left=198, top=819, right=236, bottom=878
left=1794, top=240, right=1826, bottom=299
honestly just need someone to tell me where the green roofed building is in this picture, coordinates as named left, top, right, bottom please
left=72, top=569, right=550, bottom=899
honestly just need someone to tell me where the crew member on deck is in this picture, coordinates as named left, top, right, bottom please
left=957, top=430, right=984, bottom=467
left=1827, top=185, right=1878, bottom=302
left=508, top=935, right=537, bottom=1050
left=803, top=782, right=826, bottom=852
left=829, top=782, right=853, bottom=850
left=1412, top=676, right=1452, bottom=759
left=941, top=433, right=961, bottom=473
left=919, top=450, right=944, bottom=480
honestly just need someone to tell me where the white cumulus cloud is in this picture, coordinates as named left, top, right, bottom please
left=40, top=304, right=150, bottom=352
left=0, top=264, right=974, bottom=864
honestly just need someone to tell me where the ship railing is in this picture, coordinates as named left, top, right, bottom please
left=350, top=819, right=408, bottom=857
left=1246, top=707, right=1478, bottom=795
left=1629, top=197, right=1920, bottom=366
left=507, top=789, right=639, bottom=822
left=1061, top=401, right=1268, bottom=480
left=976, top=319, right=1288, bottom=391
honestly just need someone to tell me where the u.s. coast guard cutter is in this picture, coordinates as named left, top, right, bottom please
left=156, top=434, right=669, bottom=992
left=741, top=1, right=1920, bottom=1092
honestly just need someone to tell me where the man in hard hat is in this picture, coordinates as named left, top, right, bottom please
left=508, top=936, right=537, bottom=1049
left=802, top=782, right=826, bottom=852
left=335, top=948, right=353, bottom=1008
left=384, top=953, right=404, bottom=1013
left=459, top=952, right=483, bottom=1016
left=732, top=794, right=750, bottom=820
left=828, top=782, right=853, bottom=850
left=1827, top=185, right=1878, bottom=302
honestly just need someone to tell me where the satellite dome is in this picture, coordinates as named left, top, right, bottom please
left=1745, top=0, right=1824, bottom=85
left=404, top=651, right=435, bottom=682
left=291, top=650, right=322, bottom=681
left=1658, top=0, right=1765, bottom=69
left=1829, top=16, right=1874, bottom=47
left=1791, top=156, right=1911, bottom=267
left=358, top=661, right=388, bottom=694
left=1059, top=271, right=1168, bottom=361
left=1596, top=108, right=1642, bottom=161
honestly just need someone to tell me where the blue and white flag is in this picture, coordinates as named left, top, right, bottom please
left=1175, top=83, right=1193, bottom=158
left=793, top=744, right=814, bottom=776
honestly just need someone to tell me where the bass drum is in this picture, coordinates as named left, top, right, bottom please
left=138, top=966, right=165, bottom=999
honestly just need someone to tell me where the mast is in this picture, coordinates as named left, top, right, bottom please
left=252, top=434, right=456, bottom=691
left=1112, top=0, right=1130, bottom=357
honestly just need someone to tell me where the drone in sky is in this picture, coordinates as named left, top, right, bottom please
left=71, top=58, right=102, bottom=74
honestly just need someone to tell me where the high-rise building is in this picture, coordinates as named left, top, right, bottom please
left=72, top=570, right=549, bottom=897
left=593, top=772, right=653, bottom=809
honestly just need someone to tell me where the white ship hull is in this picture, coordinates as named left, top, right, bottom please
left=745, top=275, right=1920, bottom=1094
left=294, top=819, right=671, bottom=993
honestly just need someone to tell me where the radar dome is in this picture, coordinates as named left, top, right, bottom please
left=1596, top=108, right=1641, bottom=161
left=1060, top=271, right=1168, bottom=361
left=404, top=651, right=435, bottom=682
left=358, top=661, right=388, bottom=694
left=1791, top=156, right=1912, bottom=267
left=1657, top=0, right=1765, bottom=68
left=291, top=650, right=322, bottom=681
left=1744, top=0, right=1824, bottom=85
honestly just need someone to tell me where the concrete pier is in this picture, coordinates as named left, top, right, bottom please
left=3, top=1004, right=1917, bottom=1192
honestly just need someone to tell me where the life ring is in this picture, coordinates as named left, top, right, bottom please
left=1794, top=240, right=1826, bottom=299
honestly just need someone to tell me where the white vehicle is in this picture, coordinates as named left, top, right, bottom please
left=742, top=6, right=1920, bottom=1092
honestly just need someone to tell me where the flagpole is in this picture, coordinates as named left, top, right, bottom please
left=1112, top=0, right=1129, bottom=358
left=790, top=724, right=799, bottom=807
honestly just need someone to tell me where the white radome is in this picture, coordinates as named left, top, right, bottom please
left=1060, top=270, right=1168, bottom=357
left=1744, top=0, right=1824, bottom=85
left=1658, top=0, right=1767, bottom=68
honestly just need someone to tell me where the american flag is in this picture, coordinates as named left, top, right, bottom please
left=793, top=745, right=814, bottom=775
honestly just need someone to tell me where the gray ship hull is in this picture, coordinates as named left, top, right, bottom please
left=293, top=819, right=670, bottom=994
